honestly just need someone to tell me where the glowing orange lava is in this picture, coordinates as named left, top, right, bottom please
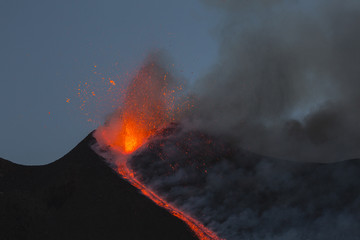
left=95, top=59, right=222, bottom=240
left=114, top=159, right=222, bottom=240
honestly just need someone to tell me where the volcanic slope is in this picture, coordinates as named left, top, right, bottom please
left=0, top=133, right=198, bottom=240
left=128, top=125, right=360, bottom=240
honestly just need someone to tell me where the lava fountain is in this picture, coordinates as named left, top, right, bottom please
left=94, top=58, right=222, bottom=240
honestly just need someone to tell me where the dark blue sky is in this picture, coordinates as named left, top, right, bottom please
left=0, top=0, right=219, bottom=165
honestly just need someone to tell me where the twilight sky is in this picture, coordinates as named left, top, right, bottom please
left=0, top=0, right=219, bottom=165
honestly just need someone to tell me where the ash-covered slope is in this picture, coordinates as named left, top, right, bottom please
left=128, top=125, right=360, bottom=240
left=0, top=133, right=197, bottom=240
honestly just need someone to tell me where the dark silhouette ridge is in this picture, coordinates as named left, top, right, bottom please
left=0, top=133, right=197, bottom=240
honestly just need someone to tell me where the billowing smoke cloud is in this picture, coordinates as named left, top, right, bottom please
left=128, top=124, right=360, bottom=240
left=190, top=0, right=360, bottom=162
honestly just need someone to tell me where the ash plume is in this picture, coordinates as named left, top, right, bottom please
left=192, top=0, right=360, bottom=162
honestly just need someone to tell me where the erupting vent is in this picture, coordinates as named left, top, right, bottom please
left=96, top=62, right=176, bottom=154
left=94, top=59, right=222, bottom=240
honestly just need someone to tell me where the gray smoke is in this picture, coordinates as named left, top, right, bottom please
left=191, top=0, right=360, bottom=162
left=94, top=1, right=360, bottom=239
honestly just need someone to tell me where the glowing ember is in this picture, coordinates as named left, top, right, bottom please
left=97, top=61, right=176, bottom=154
left=95, top=59, right=222, bottom=239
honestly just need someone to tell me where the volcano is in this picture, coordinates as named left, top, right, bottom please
left=2, top=58, right=360, bottom=240
left=2, top=128, right=360, bottom=240
left=0, top=132, right=197, bottom=240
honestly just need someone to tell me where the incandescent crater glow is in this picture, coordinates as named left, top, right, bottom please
left=94, top=58, right=222, bottom=240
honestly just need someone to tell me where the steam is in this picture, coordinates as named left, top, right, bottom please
left=191, top=0, right=360, bottom=162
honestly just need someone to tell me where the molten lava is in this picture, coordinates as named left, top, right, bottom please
left=114, top=159, right=222, bottom=240
left=95, top=59, right=222, bottom=240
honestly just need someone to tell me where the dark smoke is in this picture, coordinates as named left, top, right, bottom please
left=191, top=0, right=360, bottom=162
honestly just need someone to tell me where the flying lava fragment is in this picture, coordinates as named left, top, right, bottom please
left=96, top=60, right=177, bottom=154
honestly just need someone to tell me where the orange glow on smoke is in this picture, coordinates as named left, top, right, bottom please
left=115, top=117, right=148, bottom=153
left=95, top=60, right=221, bottom=240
